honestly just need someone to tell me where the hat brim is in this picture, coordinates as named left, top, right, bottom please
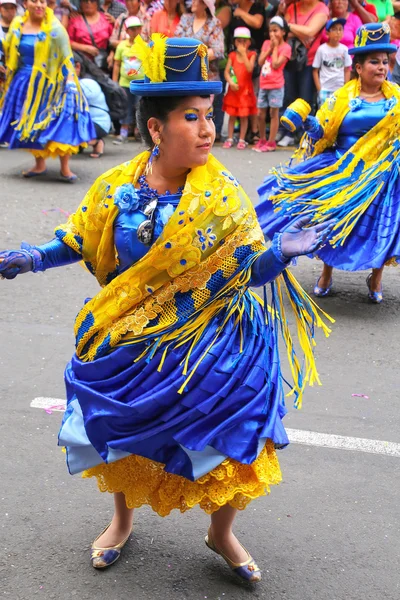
left=348, top=43, right=398, bottom=55
left=130, top=81, right=223, bottom=96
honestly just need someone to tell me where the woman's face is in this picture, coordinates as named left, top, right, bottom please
left=126, top=0, right=140, bottom=15
left=191, top=0, right=206, bottom=14
left=356, top=52, right=389, bottom=87
left=25, top=0, right=47, bottom=21
left=330, top=0, right=348, bottom=17
left=80, top=0, right=99, bottom=17
left=148, top=96, right=215, bottom=170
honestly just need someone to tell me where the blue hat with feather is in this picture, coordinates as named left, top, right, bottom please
left=130, top=35, right=223, bottom=96
left=349, top=22, right=397, bottom=55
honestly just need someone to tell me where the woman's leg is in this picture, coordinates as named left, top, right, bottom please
left=317, top=263, right=334, bottom=288
left=24, top=155, right=46, bottom=175
left=369, top=266, right=384, bottom=292
left=94, top=492, right=134, bottom=548
left=59, top=154, right=75, bottom=178
left=209, top=504, right=249, bottom=563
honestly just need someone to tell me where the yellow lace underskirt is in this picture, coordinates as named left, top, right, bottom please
left=30, top=141, right=87, bottom=159
left=82, top=439, right=282, bottom=517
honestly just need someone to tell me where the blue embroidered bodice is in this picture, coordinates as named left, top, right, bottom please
left=114, top=187, right=182, bottom=272
left=336, top=98, right=391, bottom=153
left=18, top=34, right=36, bottom=69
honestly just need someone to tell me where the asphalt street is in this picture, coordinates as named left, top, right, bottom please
left=0, top=142, right=399, bottom=600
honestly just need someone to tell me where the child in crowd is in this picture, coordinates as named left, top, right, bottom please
left=112, top=16, right=143, bottom=144
left=313, top=18, right=352, bottom=107
left=222, top=27, right=257, bottom=150
left=254, top=16, right=291, bottom=153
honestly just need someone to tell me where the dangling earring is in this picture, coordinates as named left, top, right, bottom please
left=145, top=137, right=161, bottom=176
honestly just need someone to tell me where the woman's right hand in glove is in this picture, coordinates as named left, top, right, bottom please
left=0, top=249, right=34, bottom=280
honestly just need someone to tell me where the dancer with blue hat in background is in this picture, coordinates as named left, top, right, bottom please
left=0, top=34, right=335, bottom=583
left=257, top=22, right=400, bottom=304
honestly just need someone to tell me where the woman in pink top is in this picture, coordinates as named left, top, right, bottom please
left=321, top=0, right=363, bottom=48
left=68, top=0, right=113, bottom=68
left=276, top=0, right=328, bottom=144
left=150, top=0, right=182, bottom=37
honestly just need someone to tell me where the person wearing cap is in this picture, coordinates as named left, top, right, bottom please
left=112, top=16, right=143, bottom=143
left=313, top=17, right=352, bottom=106
left=0, top=34, right=334, bottom=583
left=320, top=0, right=362, bottom=49
left=222, top=26, right=257, bottom=149
left=175, top=0, right=225, bottom=81
left=0, top=0, right=95, bottom=180
left=254, top=15, right=292, bottom=152
left=0, top=0, right=17, bottom=37
left=258, top=22, right=400, bottom=303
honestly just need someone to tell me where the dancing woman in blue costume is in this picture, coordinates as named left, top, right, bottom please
left=0, top=0, right=95, bottom=180
left=0, top=36, right=334, bottom=583
left=257, top=23, right=400, bottom=304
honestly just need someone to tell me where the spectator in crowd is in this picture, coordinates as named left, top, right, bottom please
left=277, top=0, right=329, bottom=147
left=112, top=15, right=143, bottom=143
left=229, top=0, right=265, bottom=52
left=110, top=0, right=141, bottom=49
left=68, top=0, right=113, bottom=71
left=313, top=17, right=351, bottom=106
left=101, top=0, right=127, bottom=24
left=108, top=0, right=141, bottom=68
left=175, top=0, right=224, bottom=81
left=320, top=0, right=362, bottom=48
left=213, top=0, right=232, bottom=141
left=391, top=13, right=400, bottom=80
left=141, top=0, right=165, bottom=40
left=46, top=0, right=71, bottom=27
left=73, top=52, right=111, bottom=158
left=254, top=15, right=291, bottom=152
left=366, top=0, right=393, bottom=20
left=0, top=0, right=17, bottom=38
left=222, top=27, right=257, bottom=149
left=0, top=0, right=17, bottom=109
left=150, top=0, right=182, bottom=37
left=348, top=0, right=378, bottom=23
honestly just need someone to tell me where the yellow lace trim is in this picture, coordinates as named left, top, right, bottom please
left=30, top=141, right=86, bottom=159
left=82, top=439, right=282, bottom=517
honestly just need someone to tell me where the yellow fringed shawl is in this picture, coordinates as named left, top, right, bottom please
left=55, top=152, right=333, bottom=407
left=271, top=79, right=400, bottom=247
left=1, top=8, right=87, bottom=140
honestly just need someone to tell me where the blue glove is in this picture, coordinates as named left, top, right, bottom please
left=0, top=248, right=35, bottom=279
left=303, top=116, right=323, bottom=141
left=250, top=248, right=290, bottom=287
left=0, top=239, right=81, bottom=280
left=277, top=216, right=336, bottom=259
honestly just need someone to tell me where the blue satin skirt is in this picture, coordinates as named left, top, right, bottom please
left=0, top=66, right=95, bottom=151
left=257, top=150, right=400, bottom=270
left=59, top=291, right=289, bottom=483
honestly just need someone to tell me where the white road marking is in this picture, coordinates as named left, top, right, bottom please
left=286, top=428, right=400, bottom=458
left=30, top=397, right=400, bottom=458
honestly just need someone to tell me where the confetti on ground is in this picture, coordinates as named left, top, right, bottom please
left=42, top=208, right=71, bottom=217
left=352, top=393, right=370, bottom=399
left=44, top=405, right=66, bottom=414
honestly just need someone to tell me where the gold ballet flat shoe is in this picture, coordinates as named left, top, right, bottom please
left=205, top=528, right=261, bottom=582
left=91, top=523, right=132, bottom=569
